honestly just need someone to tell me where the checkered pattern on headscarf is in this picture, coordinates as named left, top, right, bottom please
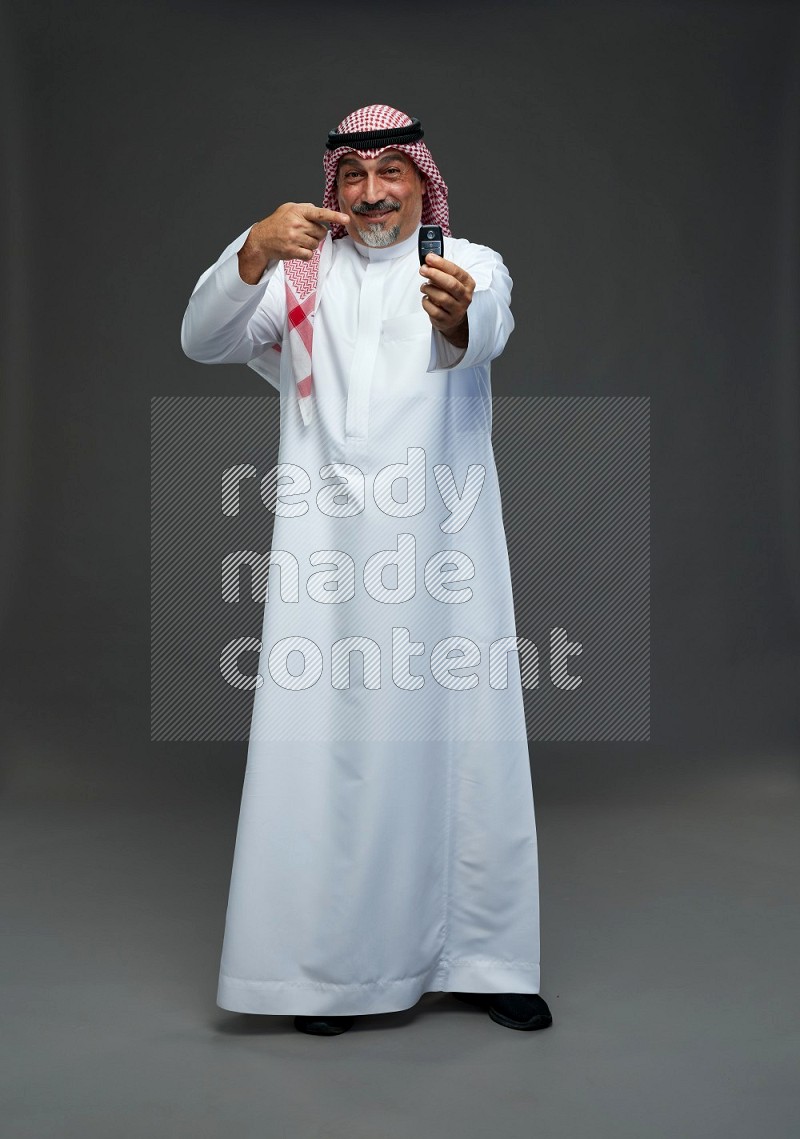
left=321, top=104, right=450, bottom=240
left=280, top=105, right=450, bottom=427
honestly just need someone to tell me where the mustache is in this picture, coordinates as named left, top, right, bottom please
left=350, top=199, right=401, bottom=215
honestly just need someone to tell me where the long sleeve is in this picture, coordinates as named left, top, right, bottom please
left=426, top=239, right=514, bottom=373
left=180, top=227, right=286, bottom=367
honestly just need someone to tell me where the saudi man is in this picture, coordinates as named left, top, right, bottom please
left=181, top=105, right=553, bottom=1037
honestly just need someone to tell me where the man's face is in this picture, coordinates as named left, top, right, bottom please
left=336, top=149, right=426, bottom=248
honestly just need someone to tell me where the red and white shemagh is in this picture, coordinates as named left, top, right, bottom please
left=277, top=105, right=451, bottom=426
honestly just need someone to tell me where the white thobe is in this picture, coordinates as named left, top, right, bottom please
left=181, top=225, right=541, bottom=1015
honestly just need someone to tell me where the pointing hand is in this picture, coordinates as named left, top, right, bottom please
left=238, top=203, right=349, bottom=282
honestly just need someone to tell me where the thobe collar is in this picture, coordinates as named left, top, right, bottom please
left=348, top=229, right=420, bottom=262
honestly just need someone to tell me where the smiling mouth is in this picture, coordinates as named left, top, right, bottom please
left=352, top=201, right=400, bottom=221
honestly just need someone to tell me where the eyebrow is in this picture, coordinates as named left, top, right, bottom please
left=338, top=152, right=409, bottom=170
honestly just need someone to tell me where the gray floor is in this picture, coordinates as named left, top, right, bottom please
left=2, top=717, right=798, bottom=1139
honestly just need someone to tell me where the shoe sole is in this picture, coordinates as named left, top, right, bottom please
left=487, top=1007, right=553, bottom=1031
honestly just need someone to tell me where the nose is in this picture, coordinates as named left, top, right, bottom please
left=363, top=171, right=384, bottom=203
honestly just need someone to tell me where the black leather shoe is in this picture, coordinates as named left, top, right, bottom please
left=452, top=991, right=553, bottom=1031
left=294, top=1014, right=355, bottom=1036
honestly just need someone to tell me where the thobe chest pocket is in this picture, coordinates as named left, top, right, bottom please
left=377, top=308, right=490, bottom=437
left=381, top=311, right=430, bottom=342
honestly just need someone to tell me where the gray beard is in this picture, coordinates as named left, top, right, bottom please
left=355, top=221, right=402, bottom=247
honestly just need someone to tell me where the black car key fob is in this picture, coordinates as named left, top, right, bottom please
left=418, top=225, right=444, bottom=265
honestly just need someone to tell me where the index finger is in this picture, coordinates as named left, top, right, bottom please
left=299, top=204, right=350, bottom=227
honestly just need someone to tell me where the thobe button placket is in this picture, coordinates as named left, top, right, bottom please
left=345, top=260, right=387, bottom=442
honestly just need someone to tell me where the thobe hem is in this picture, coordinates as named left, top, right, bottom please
left=216, top=958, right=541, bottom=1016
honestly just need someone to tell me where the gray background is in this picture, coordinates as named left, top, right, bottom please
left=2, top=1, right=798, bottom=1136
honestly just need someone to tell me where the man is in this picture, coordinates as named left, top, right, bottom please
left=181, top=105, right=552, bottom=1037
